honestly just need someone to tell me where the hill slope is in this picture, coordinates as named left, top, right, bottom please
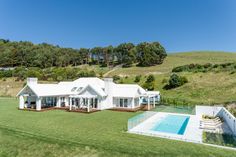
left=1, top=51, right=236, bottom=105
left=107, top=51, right=236, bottom=76
left=107, top=51, right=236, bottom=104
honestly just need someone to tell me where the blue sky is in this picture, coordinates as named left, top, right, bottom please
left=0, top=0, right=236, bottom=52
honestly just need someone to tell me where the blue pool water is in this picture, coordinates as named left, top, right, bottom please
left=152, top=114, right=190, bottom=135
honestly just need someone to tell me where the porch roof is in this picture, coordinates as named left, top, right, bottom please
left=112, top=84, right=146, bottom=98
left=16, top=84, right=71, bottom=97
left=69, top=94, right=97, bottom=98
left=140, top=91, right=160, bottom=97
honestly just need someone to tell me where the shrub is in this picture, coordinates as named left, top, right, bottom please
left=146, top=74, right=155, bottom=83
left=180, top=76, right=188, bottom=84
left=0, top=70, right=13, bottom=78
left=113, top=75, right=120, bottom=82
left=172, top=62, right=236, bottom=73
left=168, top=73, right=182, bottom=87
left=161, top=78, right=168, bottom=84
left=143, top=81, right=155, bottom=91
left=99, top=72, right=103, bottom=78
left=47, top=77, right=54, bottom=81
left=134, top=75, right=141, bottom=82
left=203, top=132, right=236, bottom=147
left=203, top=63, right=212, bottom=68
left=142, top=74, right=155, bottom=90
left=163, top=73, right=188, bottom=90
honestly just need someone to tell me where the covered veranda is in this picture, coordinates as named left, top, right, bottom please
left=141, top=91, right=160, bottom=110
left=19, top=94, right=59, bottom=111
left=19, top=94, right=38, bottom=110
left=69, top=94, right=99, bottom=113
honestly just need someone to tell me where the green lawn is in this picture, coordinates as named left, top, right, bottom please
left=0, top=98, right=236, bottom=157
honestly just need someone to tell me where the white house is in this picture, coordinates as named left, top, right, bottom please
left=17, top=77, right=160, bottom=112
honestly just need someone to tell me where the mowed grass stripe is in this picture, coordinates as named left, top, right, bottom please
left=0, top=98, right=236, bottom=157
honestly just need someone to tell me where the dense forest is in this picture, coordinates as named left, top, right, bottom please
left=0, top=39, right=167, bottom=68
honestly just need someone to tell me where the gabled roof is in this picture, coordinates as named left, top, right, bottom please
left=17, top=77, right=106, bottom=97
left=17, top=84, right=71, bottom=97
left=17, top=77, right=160, bottom=98
left=73, top=77, right=105, bottom=89
left=112, top=84, right=146, bottom=98
left=77, top=84, right=107, bottom=97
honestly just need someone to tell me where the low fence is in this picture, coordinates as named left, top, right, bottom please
left=160, top=96, right=199, bottom=107
left=152, top=104, right=195, bottom=115
left=127, top=111, right=156, bottom=131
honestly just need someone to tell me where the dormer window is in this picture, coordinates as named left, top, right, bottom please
left=71, top=87, right=77, bottom=92
left=77, top=87, right=83, bottom=92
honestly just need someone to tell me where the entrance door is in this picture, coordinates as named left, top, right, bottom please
left=60, top=97, right=65, bottom=107
left=94, top=98, right=98, bottom=108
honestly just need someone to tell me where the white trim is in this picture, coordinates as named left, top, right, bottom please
left=77, top=84, right=106, bottom=97
left=16, top=85, right=38, bottom=97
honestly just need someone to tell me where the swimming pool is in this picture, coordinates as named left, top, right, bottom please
left=152, top=114, right=190, bottom=135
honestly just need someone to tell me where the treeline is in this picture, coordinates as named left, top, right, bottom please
left=0, top=67, right=96, bottom=81
left=172, top=62, right=236, bottom=73
left=0, top=39, right=167, bottom=68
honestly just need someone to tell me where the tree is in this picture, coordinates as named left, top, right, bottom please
left=0, top=39, right=167, bottom=68
left=102, top=46, right=113, bottom=67
left=79, top=48, right=90, bottom=64
left=90, top=47, right=103, bottom=65
left=136, top=42, right=167, bottom=66
left=114, top=43, right=136, bottom=67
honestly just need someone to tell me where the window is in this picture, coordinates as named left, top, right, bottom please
left=77, top=87, right=83, bottom=92
left=116, top=98, right=131, bottom=108
left=71, top=87, right=77, bottom=92
left=120, top=99, right=123, bottom=107
left=42, top=97, right=57, bottom=107
left=134, top=98, right=139, bottom=107
left=124, top=99, right=128, bottom=107
left=60, top=97, right=65, bottom=107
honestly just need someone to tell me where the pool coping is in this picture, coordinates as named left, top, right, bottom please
left=151, top=114, right=190, bottom=135
left=128, top=112, right=202, bottom=143
left=128, top=111, right=236, bottom=151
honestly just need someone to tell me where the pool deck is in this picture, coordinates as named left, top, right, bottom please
left=128, top=112, right=203, bottom=143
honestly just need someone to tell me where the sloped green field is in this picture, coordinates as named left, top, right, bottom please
left=0, top=98, right=236, bottom=157
left=109, top=52, right=236, bottom=105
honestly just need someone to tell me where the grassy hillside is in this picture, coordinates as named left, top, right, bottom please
left=110, top=51, right=236, bottom=105
left=107, top=51, right=236, bottom=76
left=1, top=51, right=236, bottom=105
left=120, top=72, right=236, bottom=105
left=0, top=98, right=236, bottom=157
